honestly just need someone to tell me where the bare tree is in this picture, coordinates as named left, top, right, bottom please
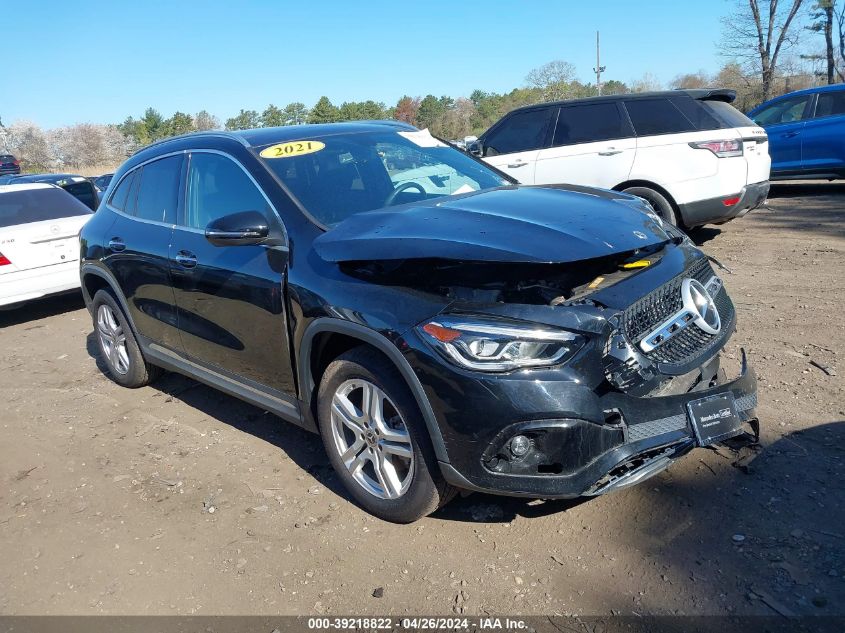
left=669, top=70, right=713, bottom=89
left=721, top=0, right=807, bottom=100
left=629, top=72, right=663, bottom=93
left=525, top=60, right=577, bottom=101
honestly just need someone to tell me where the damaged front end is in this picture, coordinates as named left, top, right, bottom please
left=314, top=186, right=759, bottom=498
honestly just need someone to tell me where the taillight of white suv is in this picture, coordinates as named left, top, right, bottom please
left=688, top=139, right=743, bottom=158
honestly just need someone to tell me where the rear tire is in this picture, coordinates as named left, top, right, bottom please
left=91, top=289, right=161, bottom=388
left=623, top=186, right=679, bottom=226
left=317, top=346, right=457, bottom=522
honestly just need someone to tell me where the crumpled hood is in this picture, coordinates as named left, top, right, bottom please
left=313, top=185, right=671, bottom=264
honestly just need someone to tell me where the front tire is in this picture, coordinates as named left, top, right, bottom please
left=317, top=347, right=456, bottom=522
left=623, top=186, right=679, bottom=226
left=91, top=289, right=161, bottom=388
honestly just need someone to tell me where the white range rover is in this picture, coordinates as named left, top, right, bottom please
left=472, top=89, right=771, bottom=227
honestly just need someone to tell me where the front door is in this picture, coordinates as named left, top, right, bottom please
left=480, top=106, right=555, bottom=184
left=168, top=151, right=296, bottom=395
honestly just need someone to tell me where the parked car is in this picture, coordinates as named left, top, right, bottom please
left=470, top=89, right=771, bottom=228
left=0, top=154, right=21, bottom=176
left=748, top=84, right=845, bottom=180
left=93, top=173, right=114, bottom=190
left=11, top=173, right=100, bottom=211
left=0, top=183, right=93, bottom=308
left=80, top=123, right=758, bottom=522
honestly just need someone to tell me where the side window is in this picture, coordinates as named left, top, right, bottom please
left=752, top=96, right=811, bottom=126
left=109, top=170, right=137, bottom=211
left=184, top=152, right=271, bottom=230
left=134, top=156, right=182, bottom=223
left=483, top=108, right=554, bottom=156
left=553, top=103, right=629, bottom=146
left=814, top=91, right=845, bottom=118
left=669, top=96, right=722, bottom=131
left=624, top=98, right=696, bottom=136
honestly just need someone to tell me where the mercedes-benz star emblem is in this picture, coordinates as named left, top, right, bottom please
left=681, top=278, right=721, bottom=335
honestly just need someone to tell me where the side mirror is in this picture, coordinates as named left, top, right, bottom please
left=205, top=210, right=275, bottom=247
left=467, top=140, right=483, bottom=157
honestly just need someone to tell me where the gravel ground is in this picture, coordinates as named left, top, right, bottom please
left=0, top=182, right=843, bottom=616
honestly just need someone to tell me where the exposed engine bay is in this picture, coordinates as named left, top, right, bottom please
left=341, top=241, right=671, bottom=307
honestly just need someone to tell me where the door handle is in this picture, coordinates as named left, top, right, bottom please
left=175, top=250, right=197, bottom=269
left=783, top=131, right=800, bottom=138
left=599, top=148, right=623, bottom=156
left=507, top=160, right=528, bottom=168
left=108, top=238, right=126, bottom=252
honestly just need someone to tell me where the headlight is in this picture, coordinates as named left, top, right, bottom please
left=417, top=316, right=584, bottom=372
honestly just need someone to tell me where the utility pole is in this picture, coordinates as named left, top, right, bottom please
left=593, top=30, right=606, bottom=96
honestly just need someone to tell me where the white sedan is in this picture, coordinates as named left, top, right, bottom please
left=0, top=183, right=93, bottom=308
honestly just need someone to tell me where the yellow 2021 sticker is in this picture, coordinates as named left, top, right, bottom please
left=260, top=140, right=325, bottom=159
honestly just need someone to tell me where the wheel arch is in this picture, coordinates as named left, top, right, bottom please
left=80, top=264, right=139, bottom=336
left=299, top=318, right=450, bottom=463
left=612, top=179, right=679, bottom=211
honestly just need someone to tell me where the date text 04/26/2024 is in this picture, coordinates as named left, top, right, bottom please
left=306, top=617, right=528, bottom=630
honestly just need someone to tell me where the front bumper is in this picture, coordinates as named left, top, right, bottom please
left=678, top=180, right=770, bottom=227
left=430, top=350, right=758, bottom=499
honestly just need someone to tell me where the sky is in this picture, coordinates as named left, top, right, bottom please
left=2, top=0, right=729, bottom=129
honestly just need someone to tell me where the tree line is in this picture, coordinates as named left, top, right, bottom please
left=1, top=0, right=841, bottom=174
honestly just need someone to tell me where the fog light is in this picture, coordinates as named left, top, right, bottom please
left=509, top=435, right=531, bottom=457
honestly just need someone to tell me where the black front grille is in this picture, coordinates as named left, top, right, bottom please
left=620, top=258, right=734, bottom=370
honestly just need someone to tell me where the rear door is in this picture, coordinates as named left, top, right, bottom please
left=0, top=185, right=92, bottom=273
left=480, top=107, right=555, bottom=183
left=169, top=150, right=296, bottom=395
left=749, top=94, right=813, bottom=173
left=801, top=89, right=845, bottom=174
left=534, top=101, right=635, bottom=188
left=104, top=156, right=184, bottom=351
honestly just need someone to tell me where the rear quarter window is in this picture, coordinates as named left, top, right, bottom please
left=700, top=100, right=757, bottom=128
left=624, top=98, right=696, bottom=136
left=109, top=170, right=138, bottom=212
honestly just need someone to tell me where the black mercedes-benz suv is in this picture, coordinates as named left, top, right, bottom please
left=79, top=121, right=758, bottom=522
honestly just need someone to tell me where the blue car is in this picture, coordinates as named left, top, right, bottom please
left=748, top=84, right=845, bottom=179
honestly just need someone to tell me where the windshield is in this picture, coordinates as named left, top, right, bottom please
left=0, top=186, right=93, bottom=228
left=257, top=129, right=509, bottom=227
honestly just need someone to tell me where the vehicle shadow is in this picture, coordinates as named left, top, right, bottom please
left=84, top=332, right=343, bottom=496
left=606, top=421, right=845, bottom=615
left=687, top=226, right=722, bottom=246
left=0, top=292, right=85, bottom=328
left=767, top=181, right=845, bottom=199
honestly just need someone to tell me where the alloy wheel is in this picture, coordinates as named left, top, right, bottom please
left=96, top=304, right=130, bottom=375
left=329, top=379, right=414, bottom=499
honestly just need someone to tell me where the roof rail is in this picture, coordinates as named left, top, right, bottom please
left=132, top=130, right=249, bottom=155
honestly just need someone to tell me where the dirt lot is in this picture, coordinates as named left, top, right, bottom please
left=0, top=183, right=843, bottom=617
